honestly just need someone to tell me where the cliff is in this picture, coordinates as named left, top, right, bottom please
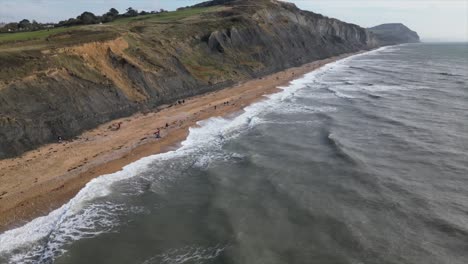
left=0, top=0, right=417, bottom=158
left=369, top=23, right=420, bottom=45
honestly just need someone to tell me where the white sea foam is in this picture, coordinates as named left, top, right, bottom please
left=141, top=244, right=226, bottom=264
left=6, top=203, right=134, bottom=264
left=300, top=93, right=338, bottom=99
left=332, top=90, right=356, bottom=99
left=0, top=47, right=390, bottom=263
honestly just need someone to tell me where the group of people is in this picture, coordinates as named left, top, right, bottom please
left=214, top=101, right=231, bottom=110
left=55, top=98, right=196, bottom=144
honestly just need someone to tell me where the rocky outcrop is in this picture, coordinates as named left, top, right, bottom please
left=369, top=23, right=420, bottom=45
left=0, top=0, right=418, bottom=159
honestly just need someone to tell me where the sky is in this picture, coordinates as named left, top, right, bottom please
left=0, top=0, right=466, bottom=42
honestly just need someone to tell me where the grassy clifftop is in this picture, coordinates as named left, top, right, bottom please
left=0, top=6, right=220, bottom=45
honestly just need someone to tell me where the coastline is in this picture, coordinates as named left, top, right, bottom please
left=0, top=52, right=361, bottom=233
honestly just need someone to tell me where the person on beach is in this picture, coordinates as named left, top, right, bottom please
left=166, top=123, right=169, bottom=128
left=109, top=122, right=122, bottom=131
left=154, top=129, right=161, bottom=138
left=57, top=136, right=63, bottom=143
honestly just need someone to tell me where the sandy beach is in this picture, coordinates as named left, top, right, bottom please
left=0, top=52, right=358, bottom=232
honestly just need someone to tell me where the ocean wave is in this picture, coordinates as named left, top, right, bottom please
left=324, top=87, right=356, bottom=99
left=330, top=83, right=410, bottom=96
left=348, top=66, right=411, bottom=79
left=376, top=46, right=401, bottom=53
left=247, top=116, right=321, bottom=127
left=434, top=72, right=462, bottom=77
left=367, top=93, right=382, bottom=99
left=141, top=244, right=226, bottom=264
left=423, top=216, right=468, bottom=238
left=277, top=104, right=338, bottom=114
left=325, top=133, right=360, bottom=165
left=296, top=92, right=338, bottom=100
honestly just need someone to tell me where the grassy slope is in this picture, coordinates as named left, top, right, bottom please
left=0, top=27, right=70, bottom=42
left=112, top=7, right=219, bottom=24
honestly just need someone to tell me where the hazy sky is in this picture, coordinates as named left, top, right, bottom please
left=0, top=0, right=466, bottom=42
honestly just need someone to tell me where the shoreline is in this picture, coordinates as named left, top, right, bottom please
left=0, top=51, right=361, bottom=233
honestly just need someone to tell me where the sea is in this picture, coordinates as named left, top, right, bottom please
left=0, top=43, right=467, bottom=264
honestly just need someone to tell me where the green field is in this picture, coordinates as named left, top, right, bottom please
left=112, top=7, right=220, bottom=24
left=0, top=27, right=76, bottom=43
left=0, top=6, right=219, bottom=45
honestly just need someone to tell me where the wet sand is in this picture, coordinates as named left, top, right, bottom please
left=0, top=52, right=359, bottom=232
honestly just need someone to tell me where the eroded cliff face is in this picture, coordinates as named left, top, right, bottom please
left=0, top=0, right=409, bottom=158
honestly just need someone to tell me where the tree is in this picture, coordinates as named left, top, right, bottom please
left=108, top=8, right=119, bottom=17
left=18, top=19, right=31, bottom=30
left=31, top=20, right=40, bottom=30
left=1, top=23, right=18, bottom=32
left=102, top=8, right=119, bottom=23
left=59, top=18, right=80, bottom=27
left=78, top=11, right=99, bottom=25
left=125, top=7, right=138, bottom=17
left=101, top=14, right=113, bottom=23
